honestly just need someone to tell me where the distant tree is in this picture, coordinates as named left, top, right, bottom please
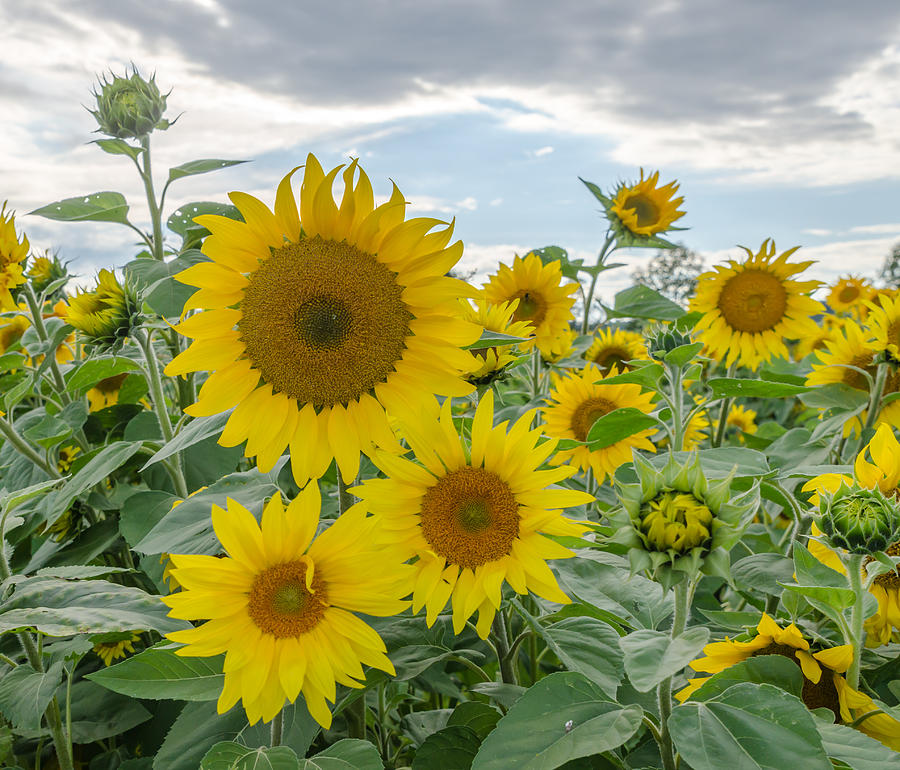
left=631, top=244, right=705, bottom=307
left=878, top=241, right=900, bottom=288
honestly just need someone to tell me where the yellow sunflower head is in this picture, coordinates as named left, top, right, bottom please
left=690, top=239, right=823, bottom=370
left=458, top=298, right=534, bottom=384
left=66, top=269, right=137, bottom=348
left=794, top=313, right=839, bottom=361
left=539, top=326, right=578, bottom=364
left=608, top=169, right=685, bottom=238
left=86, top=373, right=129, bottom=412
left=0, top=310, right=29, bottom=354
left=584, top=327, right=648, bottom=372
left=92, top=632, right=140, bottom=666
left=354, top=391, right=592, bottom=639
left=163, top=484, right=411, bottom=727
left=0, top=202, right=29, bottom=310
left=27, top=251, right=68, bottom=296
left=866, top=291, right=900, bottom=363
left=56, top=444, right=81, bottom=473
left=166, top=155, right=481, bottom=486
left=542, top=365, right=657, bottom=484
left=723, top=404, right=757, bottom=441
left=482, top=253, right=577, bottom=358
left=827, top=275, right=874, bottom=314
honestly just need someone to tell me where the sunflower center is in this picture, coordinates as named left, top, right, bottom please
left=511, top=290, right=547, bottom=326
left=570, top=397, right=617, bottom=441
left=247, top=559, right=328, bottom=638
left=838, top=285, right=860, bottom=304
left=751, top=645, right=840, bottom=721
left=591, top=346, right=630, bottom=371
left=717, top=270, right=788, bottom=333
left=639, top=491, right=713, bottom=553
left=238, top=236, right=413, bottom=408
left=887, top=320, right=900, bottom=351
left=871, top=541, right=900, bottom=589
left=622, top=193, right=659, bottom=227
left=419, top=466, right=520, bottom=569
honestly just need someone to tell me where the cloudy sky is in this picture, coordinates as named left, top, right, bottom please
left=5, top=0, right=900, bottom=298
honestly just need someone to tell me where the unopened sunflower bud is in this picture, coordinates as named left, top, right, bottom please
left=90, top=67, right=168, bottom=140
left=65, top=269, right=140, bottom=349
left=646, top=323, right=693, bottom=360
left=818, top=483, right=900, bottom=555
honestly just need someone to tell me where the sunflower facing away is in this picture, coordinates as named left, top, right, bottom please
left=583, top=326, right=648, bottom=372
left=827, top=275, right=873, bottom=315
left=483, top=253, right=577, bottom=359
left=609, top=169, right=685, bottom=237
left=867, top=291, right=900, bottom=363
left=163, top=484, right=410, bottom=727
left=93, top=632, right=140, bottom=666
left=353, top=391, right=592, bottom=638
left=166, top=155, right=480, bottom=484
left=803, top=423, right=900, bottom=646
left=0, top=202, right=29, bottom=310
left=677, top=613, right=900, bottom=750
left=542, top=365, right=657, bottom=482
left=458, top=298, right=534, bottom=384
left=86, top=373, right=130, bottom=412
left=690, top=239, right=823, bottom=369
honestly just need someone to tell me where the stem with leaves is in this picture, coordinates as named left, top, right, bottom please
left=580, top=233, right=615, bottom=335
left=656, top=579, right=691, bottom=770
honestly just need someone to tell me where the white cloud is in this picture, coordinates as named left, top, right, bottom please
left=802, top=228, right=832, bottom=237
left=849, top=223, right=900, bottom=235
left=489, top=198, right=503, bottom=206
left=527, top=145, right=554, bottom=158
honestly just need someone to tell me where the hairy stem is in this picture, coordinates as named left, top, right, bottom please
left=845, top=553, right=865, bottom=690
left=656, top=580, right=691, bottom=770
left=580, top=233, right=614, bottom=335
left=139, top=136, right=165, bottom=260
left=491, top=611, right=519, bottom=685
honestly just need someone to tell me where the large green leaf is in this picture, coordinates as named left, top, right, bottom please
left=731, top=553, right=796, bottom=596
left=125, top=250, right=209, bottom=317
left=649, top=447, right=770, bottom=479
left=141, top=412, right=231, bottom=470
left=29, top=192, right=130, bottom=225
left=167, top=159, right=248, bottom=185
left=200, top=742, right=300, bottom=770
left=446, top=702, right=500, bottom=740
left=606, top=285, right=685, bottom=321
left=585, top=408, right=659, bottom=451
left=167, top=202, right=242, bottom=237
left=815, top=720, right=900, bottom=770
left=65, top=680, right=151, bottom=742
left=66, top=357, right=141, bottom=392
left=618, top=627, right=709, bottom=692
left=87, top=643, right=224, bottom=701
left=708, top=378, right=811, bottom=399
left=471, top=672, right=642, bottom=770
left=689, top=656, right=804, bottom=701
left=668, top=683, right=831, bottom=770
left=313, top=739, right=383, bottom=770
left=0, top=576, right=188, bottom=636
left=0, top=661, right=64, bottom=730
left=412, top=726, right=480, bottom=769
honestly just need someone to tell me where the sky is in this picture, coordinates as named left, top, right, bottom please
left=4, top=0, right=900, bottom=300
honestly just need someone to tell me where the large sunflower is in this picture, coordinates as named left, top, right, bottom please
left=803, top=423, right=900, bottom=646
left=542, top=365, right=657, bottom=482
left=827, top=275, right=874, bottom=315
left=353, top=391, right=592, bottom=638
left=165, top=155, right=480, bottom=484
left=583, top=326, right=647, bottom=373
left=677, top=613, right=900, bottom=751
left=163, top=484, right=410, bottom=727
left=0, top=202, right=28, bottom=310
left=458, top=298, right=534, bottom=384
left=690, top=240, right=823, bottom=370
left=609, top=170, right=685, bottom=237
left=482, top=253, right=577, bottom=359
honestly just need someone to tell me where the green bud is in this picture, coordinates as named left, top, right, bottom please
left=818, top=483, right=900, bottom=554
left=90, top=66, right=169, bottom=140
left=645, top=322, right=693, bottom=360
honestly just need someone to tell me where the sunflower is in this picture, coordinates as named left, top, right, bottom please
left=724, top=404, right=757, bottom=440
left=540, top=326, right=578, bottom=364
left=794, top=314, right=838, bottom=361
left=0, top=311, right=28, bottom=353
left=163, top=485, right=410, bottom=727
left=584, top=327, right=647, bottom=373
left=867, top=291, right=900, bottom=363
left=65, top=269, right=134, bottom=345
left=353, top=391, right=592, bottom=639
left=93, top=632, right=140, bottom=666
left=806, top=320, right=900, bottom=436
left=803, top=423, right=900, bottom=646
left=87, top=373, right=130, bottom=412
left=677, top=613, right=900, bottom=751
left=0, top=202, right=28, bottom=310
left=483, top=253, right=577, bottom=359
left=165, top=155, right=480, bottom=485
left=542, top=365, right=657, bottom=483
left=690, top=240, right=823, bottom=370
left=609, top=170, right=685, bottom=237
left=827, top=275, right=874, bottom=314
left=56, top=445, right=81, bottom=473
left=458, top=298, right=534, bottom=384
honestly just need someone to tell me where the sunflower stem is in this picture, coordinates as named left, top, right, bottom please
left=656, top=579, right=691, bottom=770
left=712, top=363, right=737, bottom=448
left=269, top=708, right=283, bottom=747
left=857, top=362, right=889, bottom=455
left=491, top=610, right=518, bottom=685
left=668, top=363, right=684, bottom=452
left=139, top=135, right=165, bottom=260
left=844, top=552, right=865, bottom=690
left=0, top=415, right=61, bottom=479
left=21, top=284, right=71, bottom=406
left=580, top=233, right=615, bottom=335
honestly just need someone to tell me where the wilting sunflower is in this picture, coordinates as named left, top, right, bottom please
left=483, top=253, right=577, bottom=359
left=806, top=320, right=900, bottom=435
left=458, top=298, right=534, bottom=384
left=827, top=275, right=873, bottom=315
left=87, top=373, right=129, bottom=412
left=166, top=155, right=480, bottom=484
left=93, top=632, right=140, bottom=666
left=353, top=391, right=592, bottom=638
left=677, top=614, right=900, bottom=750
left=867, top=291, right=900, bottom=363
left=542, top=365, right=656, bottom=482
left=690, top=240, right=823, bottom=370
left=163, top=485, right=410, bottom=727
left=584, top=327, right=647, bottom=372
left=803, top=423, right=900, bottom=646
left=0, top=202, right=28, bottom=310
left=609, top=169, right=685, bottom=238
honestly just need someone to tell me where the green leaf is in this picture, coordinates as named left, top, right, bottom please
left=412, top=726, right=480, bottom=769
left=464, top=330, right=529, bottom=350
left=467, top=682, right=526, bottom=709
left=66, top=357, right=141, bottom=392
left=0, top=351, right=26, bottom=373
left=606, top=285, right=685, bottom=321
left=313, top=739, right=383, bottom=770
left=782, top=583, right=856, bottom=609
left=200, top=742, right=300, bottom=770
left=592, top=362, right=664, bottom=389
left=815, top=720, right=900, bottom=770
left=126, top=250, right=209, bottom=317
left=650, top=447, right=771, bottom=479
left=23, top=413, right=72, bottom=448
left=618, top=627, right=709, bottom=692
left=799, top=383, right=869, bottom=411
left=668, top=683, right=831, bottom=769
left=87, top=643, right=224, bottom=701
left=167, top=159, right=248, bottom=185
left=0, top=576, right=188, bottom=636
left=579, top=178, right=611, bottom=207
left=34, top=565, right=131, bottom=579
left=167, top=202, right=242, bottom=237
left=446, top=702, right=500, bottom=740
left=66, top=679, right=151, bottom=742
left=0, top=661, right=64, bottom=730
left=708, top=378, right=811, bottom=399
left=585, top=408, right=658, bottom=451
left=731, top=553, right=796, bottom=596
left=689, top=656, right=804, bottom=701
left=119, top=490, right=178, bottom=548
left=0, top=478, right=62, bottom=516
left=93, top=138, right=142, bottom=160
left=141, top=412, right=230, bottom=470
left=664, top=342, right=703, bottom=367
left=471, top=672, right=642, bottom=770
left=29, top=192, right=130, bottom=225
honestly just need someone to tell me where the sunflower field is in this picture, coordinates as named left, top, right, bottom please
left=1, top=69, right=900, bottom=770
